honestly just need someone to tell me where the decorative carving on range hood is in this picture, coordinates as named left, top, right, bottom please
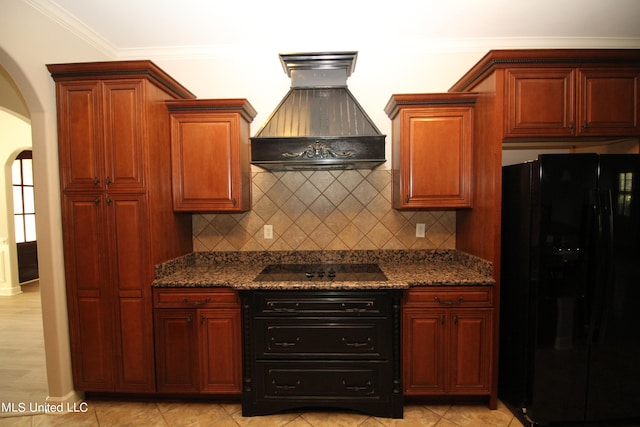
left=251, top=52, right=386, bottom=171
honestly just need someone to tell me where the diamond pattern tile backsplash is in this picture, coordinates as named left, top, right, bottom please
left=192, top=169, right=456, bottom=251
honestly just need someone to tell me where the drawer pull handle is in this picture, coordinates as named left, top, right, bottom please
left=343, top=379, right=372, bottom=392
left=271, top=337, right=300, bottom=347
left=267, top=302, right=299, bottom=312
left=272, top=307, right=297, bottom=313
left=341, top=302, right=374, bottom=312
left=342, top=337, right=372, bottom=348
left=272, top=379, right=300, bottom=390
left=434, top=296, right=463, bottom=306
left=182, top=296, right=211, bottom=307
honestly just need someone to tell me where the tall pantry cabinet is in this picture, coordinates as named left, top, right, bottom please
left=47, top=61, right=195, bottom=392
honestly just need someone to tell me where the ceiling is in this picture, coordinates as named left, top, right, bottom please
left=30, top=0, right=640, bottom=56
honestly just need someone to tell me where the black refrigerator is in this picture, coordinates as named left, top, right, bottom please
left=500, top=154, right=640, bottom=426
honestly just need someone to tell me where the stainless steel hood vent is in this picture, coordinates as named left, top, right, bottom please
left=251, top=52, right=386, bottom=171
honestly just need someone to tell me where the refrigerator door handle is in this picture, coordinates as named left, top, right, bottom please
left=584, top=187, right=601, bottom=344
left=597, top=189, right=615, bottom=343
left=588, top=189, right=614, bottom=345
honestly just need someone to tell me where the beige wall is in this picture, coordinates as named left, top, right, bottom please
left=2, top=0, right=639, bottom=404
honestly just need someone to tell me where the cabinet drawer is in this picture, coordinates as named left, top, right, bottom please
left=254, top=361, right=390, bottom=399
left=153, top=288, right=238, bottom=308
left=404, top=287, right=493, bottom=307
left=254, top=318, right=390, bottom=359
left=250, top=291, right=390, bottom=316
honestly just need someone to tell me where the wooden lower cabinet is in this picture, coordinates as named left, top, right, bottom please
left=62, top=192, right=156, bottom=392
left=402, top=287, right=494, bottom=402
left=153, top=288, right=242, bottom=394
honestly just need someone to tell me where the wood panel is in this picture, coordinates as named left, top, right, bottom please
left=200, top=308, right=242, bottom=393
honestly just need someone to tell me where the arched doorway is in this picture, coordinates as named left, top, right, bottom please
left=12, top=149, right=39, bottom=284
left=0, top=50, right=79, bottom=405
left=0, top=72, right=48, bottom=408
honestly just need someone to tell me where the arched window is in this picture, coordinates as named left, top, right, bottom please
left=12, top=150, right=38, bottom=282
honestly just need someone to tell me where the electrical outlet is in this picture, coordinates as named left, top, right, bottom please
left=264, top=224, right=273, bottom=239
left=416, top=223, right=426, bottom=238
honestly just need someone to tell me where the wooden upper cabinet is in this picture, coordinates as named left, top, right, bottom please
left=50, top=61, right=195, bottom=193
left=55, top=78, right=159, bottom=192
left=506, top=68, right=576, bottom=137
left=167, top=99, right=257, bottom=212
left=55, top=81, right=104, bottom=191
left=385, top=93, right=476, bottom=209
left=578, top=68, right=640, bottom=135
left=506, top=67, right=640, bottom=137
left=102, top=81, right=146, bottom=190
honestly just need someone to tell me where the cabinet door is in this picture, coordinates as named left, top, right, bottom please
left=102, top=81, right=146, bottom=190
left=402, top=308, right=446, bottom=394
left=199, top=308, right=242, bottom=394
left=396, top=107, right=473, bottom=209
left=56, top=82, right=104, bottom=191
left=578, top=69, right=640, bottom=136
left=506, top=68, right=576, bottom=137
left=449, top=308, right=493, bottom=394
left=62, top=193, right=114, bottom=390
left=154, top=309, right=200, bottom=393
left=107, top=194, right=155, bottom=391
left=170, top=113, right=247, bottom=211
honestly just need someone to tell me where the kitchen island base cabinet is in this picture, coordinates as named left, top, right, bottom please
left=153, top=288, right=242, bottom=394
left=241, top=290, right=404, bottom=419
left=402, top=287, right=494, bottom=407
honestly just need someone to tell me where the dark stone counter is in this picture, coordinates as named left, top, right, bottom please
left=152, top=249, right=495, bottom=290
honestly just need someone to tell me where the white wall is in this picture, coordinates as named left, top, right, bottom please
left=1, top=0, right=639, bottom=404
left=151, top=50, right=491, bottom=170
left=1, top=0, right=112, bottom=405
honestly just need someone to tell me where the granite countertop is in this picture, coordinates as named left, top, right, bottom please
left=152, top=250, right=495, bottom=290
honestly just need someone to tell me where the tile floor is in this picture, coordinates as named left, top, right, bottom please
left=0, top=283, right=524, bottom=426
left=0, top=399, right=525, bottom=426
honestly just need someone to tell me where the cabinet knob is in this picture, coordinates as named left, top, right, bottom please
left=582, top=120, right=589, bottom=130
left=105, top=176, right=112, bottom=188
left=568, top=121, right=575, bottom=131
left=93, top=177, right=100, bottom=186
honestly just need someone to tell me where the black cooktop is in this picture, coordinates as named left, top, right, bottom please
left=253, top=263, right=388, bottom=282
